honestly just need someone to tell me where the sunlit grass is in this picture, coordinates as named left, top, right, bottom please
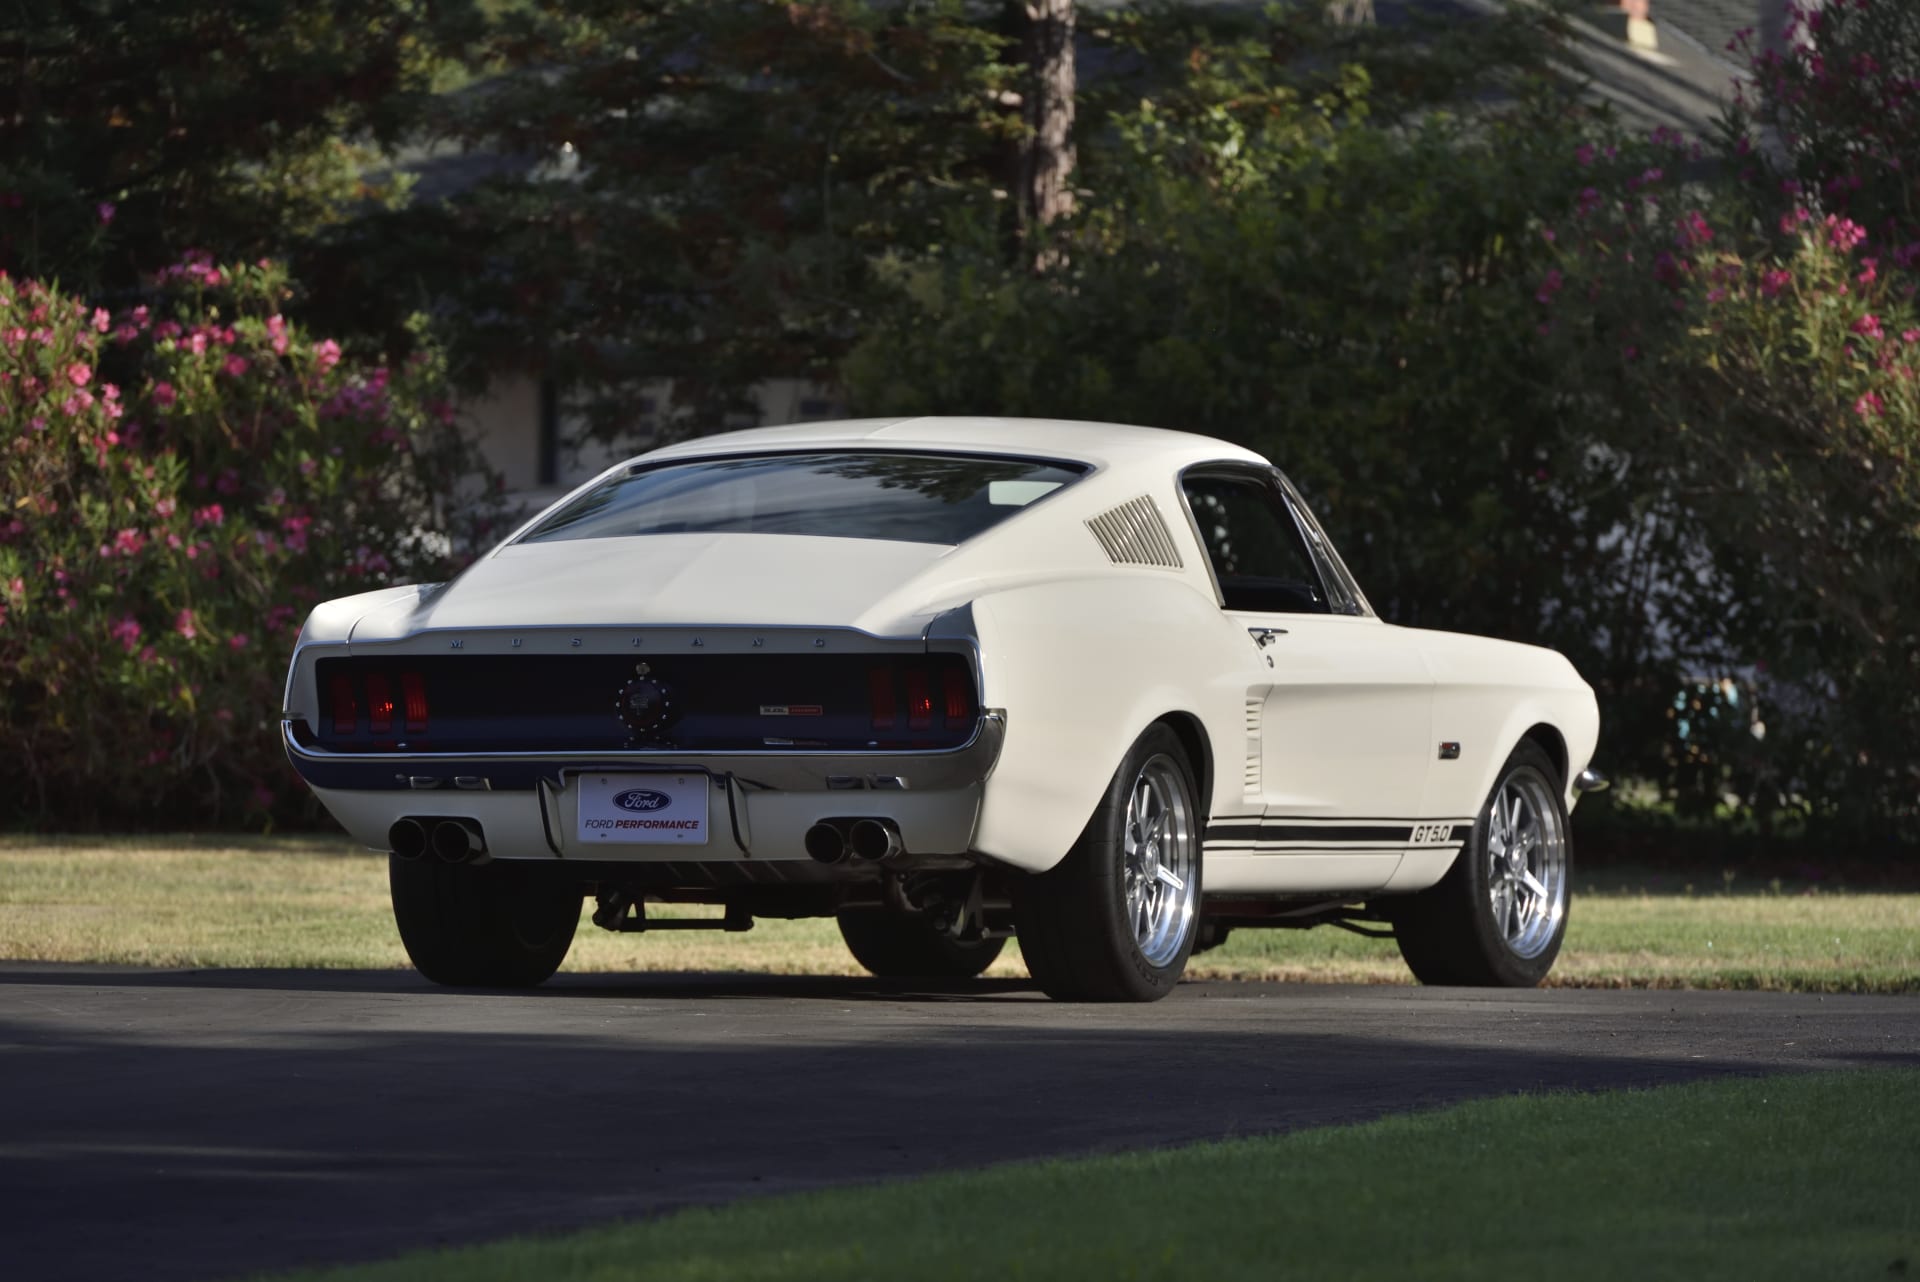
left=256, top=1069, right=1920, bottom=1282
left=2, top=835, right=1917, bottom=991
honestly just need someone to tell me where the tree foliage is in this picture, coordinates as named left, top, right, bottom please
left=0, top=1, right=482, bottom=308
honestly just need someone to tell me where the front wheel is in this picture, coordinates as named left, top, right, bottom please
left=1014, top=724, right=1203, bottom=1002
left=1391, top=740, right=1571, bottom=987
left=836, top=911, right=1006, bottom=980
left=389, top=857, right=582, bottom=987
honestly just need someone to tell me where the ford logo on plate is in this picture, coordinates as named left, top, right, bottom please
left=613, top=789, right=673, bottom=812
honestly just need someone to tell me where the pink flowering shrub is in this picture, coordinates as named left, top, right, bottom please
left=0, top=260, right=497, bottom=827
left=1730, top=0, right=1920, bottom=258
left=1539, top=1, right=1920, bottom=840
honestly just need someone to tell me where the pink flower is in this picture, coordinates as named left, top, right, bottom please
left=174, top=609, right=197, bottom=641
left=109, top=616, right=142, bottom=652
left=1903, top=330, right=1920, bottom=344
left=228, top=633, right=250, bottom=651
left=1854, top=391, right=1885, bottom=419
left=187, top=331, right=208, bottom=355
left=1760, top=269, right=1792, bottom=298
left=223, top=354, right=248, bottom=378
left=1858, top=258, right=1878, bottom=285
left=1535, top=269, right=1564, bottom=306
left=1575, top=144, right=1595, bottom=166
left=192, top=503, right=224, bottom=528
left=91, top=308, right=110, bottom=333
left=313, top=338, right=341, bottom=372
left=97, top=202, right=115, bottom=225
left=65, top=361, right=91, bottom=387
left=151, top=381, right=177, bottom=409
left=1676, top=210, right=1713, bottom=248
left=110, top=528, right=144, bottom=557
left=1852, top=314, right=1884, bottom=341
left=1825, top=214, right=1868, bottom=252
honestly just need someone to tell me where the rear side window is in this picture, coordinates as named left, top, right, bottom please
left=1182, top=473, right=1331, bottom=614
left=518, top=451, right=1089, bottom=547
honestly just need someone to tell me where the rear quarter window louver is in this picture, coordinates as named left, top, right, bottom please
left=1086, top=495, right=1185, bottom=569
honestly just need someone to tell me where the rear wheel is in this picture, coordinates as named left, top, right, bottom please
left=1014, top=724, right=1203, bottom=1002
left=836, top=911, right=1005, bottom=980
left=1391, top=740, right=1571, bottom=987
left=389, top=857, right=582, bottom=987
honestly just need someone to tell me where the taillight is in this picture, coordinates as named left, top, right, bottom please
left=329, top=674, right=357, bottom=736
left=942, top=667, right=972, bottom=725
left=365, top=674, right=394, bottom=735
left=905, top=669, right=932, bottom=731
left=869, top=665, right=896, bottom=731
left=400, top=671, right=428, bottom=735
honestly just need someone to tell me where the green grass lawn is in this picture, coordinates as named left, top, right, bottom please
left=250, top=1068, right=1919, bottom=1282
left=3, top=834, right=1916, bottom=990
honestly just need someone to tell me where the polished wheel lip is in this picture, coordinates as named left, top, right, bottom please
left=1121, top=753, right=1199, bottom=968
left=1485, top=767, right=1569, bottom=960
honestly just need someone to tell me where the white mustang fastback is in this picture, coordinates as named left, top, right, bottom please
left=284, top=418, right=1603, bottom=1000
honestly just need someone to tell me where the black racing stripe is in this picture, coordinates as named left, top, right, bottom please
left=1205, top=819, right=1479, bottom=846
left=1213, top=840, right=1428, bottom=852
left=1262, top=824, right=1410, bottom=844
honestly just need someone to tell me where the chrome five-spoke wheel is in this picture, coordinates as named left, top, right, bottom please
left=1013, top=723, right=1204, bottom=1001
left=1392, top=739, right=1572, bottom=987
left=1122, top=755, right=1200, bottom=969
left=1485, top=770, right=1568, bottom=960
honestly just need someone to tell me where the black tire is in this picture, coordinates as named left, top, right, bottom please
left=1391, top=740, right=1572, bottom=987
left=836, top=911, right=1006, bottom=980
left=389, top=856, right=582, bottom=987
left=1014, top=724, right=1203, bottom=1002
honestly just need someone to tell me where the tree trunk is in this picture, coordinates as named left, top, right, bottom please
left=1325, top=0, right=1376, bottom=24
left=1012, top=0, right=1076, bottom=257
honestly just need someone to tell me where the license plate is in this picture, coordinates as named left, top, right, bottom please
left=576, top=773, right=710, bottom=845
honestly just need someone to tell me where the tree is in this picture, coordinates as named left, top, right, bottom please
left=1009, top=0, right=1077, bottom=254
left=0, top=1, right=482, bottom=320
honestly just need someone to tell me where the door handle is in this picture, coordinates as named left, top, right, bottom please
left=1248, top=627, right=1288, bottom=648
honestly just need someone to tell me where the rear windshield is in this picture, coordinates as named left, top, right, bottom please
left=517, top=451, right=1090, bottom=547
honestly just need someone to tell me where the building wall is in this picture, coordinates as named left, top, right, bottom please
left=458, top=376, right=847, bottom=504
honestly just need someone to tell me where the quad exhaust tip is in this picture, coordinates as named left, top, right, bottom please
left=804, top=822, right=849, bottom=864
left=388, top=818, right=428, bottom=861
left=430, top=819, right=487, bottom=863
left=848, top=819, right=903, bottom=862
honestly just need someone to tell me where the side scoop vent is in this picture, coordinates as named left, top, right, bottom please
left=1086, top=495, right=1184, bottom=570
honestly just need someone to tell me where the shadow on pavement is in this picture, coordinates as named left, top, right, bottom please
left=2, top=965, right=1917, bottom=1282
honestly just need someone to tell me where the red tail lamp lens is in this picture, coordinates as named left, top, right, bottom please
left=905, top=669, right=932, bottom=730
left=869, top=665, right=896, bottom=731
left=365, top=673, right=394, bottom=735
left=942, top=667, right=972, bottom=724
left=329, top=674, right=357, bottom=736
left=400, top=672, right=428, bottom=734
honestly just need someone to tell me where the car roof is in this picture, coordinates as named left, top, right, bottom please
left=634, top=416, right=1268, bottom=473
